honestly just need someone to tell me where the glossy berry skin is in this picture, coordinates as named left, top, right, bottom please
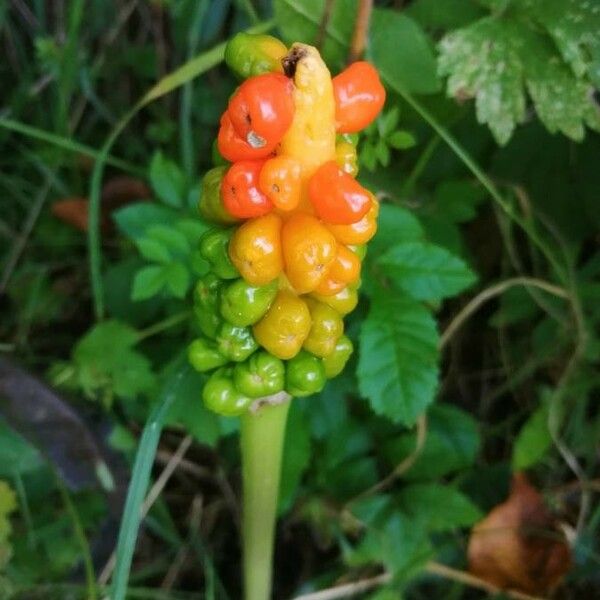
left=228, top=73, right=294, bottom=152
left=218, top=113, right=277, bottom=162
left=322, top=335, right=353, bottom=378
left=333, top=61, right=386, bottom=133
left=220, top=278, right=278, bottom=327
left=199, top=166, right=240, bottom=225
left=315, top=244, right=361, bottom=295
left=308, top=161, right=372, bottom=225
left=203, top=367, right=252, bottom=416
left=258, top=156, right=302, bottom=211
left=188, top=338, right=228, bottom=372
left=303, top=299, right=344, bottom=357
left=193, top=274, right=224, bottom=338
left=326, top=197, right=379, bottom=245
left=311, top=286, right=358, bottom=316
left=233, top=351, right=285, bottom=398
left=229, top=213, right=283, bottom=286
left=224, top=33, right=287, bottom=79
left=281, top=214, right=337, bottom=294
left=285, top=350, right=326, bottom=397
left=199, top=228, right=239, bottom=279
left=217, top=323, right=258, bottom=362
left=253, top=290, right=311, bottom=359
left=222, top=161, right=273, bottom=219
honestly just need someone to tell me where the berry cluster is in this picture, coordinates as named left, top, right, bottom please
left=189, top=34, right=385, bottom=415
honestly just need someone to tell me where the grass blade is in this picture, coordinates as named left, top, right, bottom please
left=0, top=118, right=141, bottom=174
left=110, top=364, right=187, bottom=600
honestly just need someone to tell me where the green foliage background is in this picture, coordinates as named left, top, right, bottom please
left=0, top=0, right=599, bottom=598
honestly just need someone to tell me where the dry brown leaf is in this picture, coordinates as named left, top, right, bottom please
left=51, top=197, right=94, bottom=232
left=51, top=177, right=150, bottom=231
left=468, top=473, right=571, bottom=595
left=101, top=176, right=151, bottom=210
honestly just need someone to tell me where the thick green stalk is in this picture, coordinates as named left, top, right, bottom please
left=241, top=395, right=291, bottom=600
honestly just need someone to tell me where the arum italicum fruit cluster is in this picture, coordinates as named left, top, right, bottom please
left=188, top=32, right=385, bottom=599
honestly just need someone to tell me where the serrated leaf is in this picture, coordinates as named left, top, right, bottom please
left=520, top=0, right=600, bottom=78
left=149, top=151, right=187, bottom=208
left=397, top=484, right=483, bottom=531
left=438, top=13, right=600, bottom=144
left=346, top=513, right=433, bottom=579
left=73, top=320, right=156, bottom=402
left=369, top=204, right=424, bottom=257
left=358, top=295, right=439, bottom=426
left=370, top=9, right=441, bottom=95
left=438, top=18, right=526, bottom=144
left=383, top=404, right=480, bottom=480
left=273, top=0, right=357, bottom=70
left=131, top=265, right=168, bottom=301
left=135, top=237, right=171, bottom=263
left=512, top=402, right=552, bottom=470
left=377, top=241, right=477, bottom=301
left=114, top=202, right=178, bottom=241
left=387, top=130, right=416, bottom=150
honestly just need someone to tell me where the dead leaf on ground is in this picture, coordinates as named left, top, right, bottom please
left=51, top=176, right=151, bottom=231
left=468, top=472, right=571, bottom=596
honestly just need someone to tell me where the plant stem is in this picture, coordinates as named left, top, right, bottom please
left=241, top=395, right=291, bottom=600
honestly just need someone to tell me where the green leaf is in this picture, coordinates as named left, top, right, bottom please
left=438, top=15, right=600, bottom=144
left=397, top=484, right=482, bottom=531
left=73, top=320, right=156, bottom=402
left=512, top=402, right=552, bottom=470
left=438, top=18, right=526, bottom=145
left=135, top=237, right=171, bottom=263
left=387, top=130, right=417, bottom=150
left=382, top=404, right=480, bottom=480
left=149, top=151, right=187, bottom=208
left=273, top=0, right=357, bottom=70
left=114, top=202, right=178, bottom=241
left=0, top=421, right=42, bottom=477
left=358, top=295, right=439, bottom=426
left=369, top=204, right=424, bottom=257
left=165, top=364, right=221, bottom=447
left=520, top=0, right=600, bottom=79
left=346, top=513, right=433, bottom=579
left=433, top=180, right=486, bottom=223
left=147, top=224, right=191, bottom=255
left=377, top=241, right=477, bottom=301
left=379, top=107, right=401, bottom=137
left=370, top=9, right=441, bottom=95
left=164, top=262, right=190, bottom=298
left=406, top=0, right=485, bottom=29
left=279, top=403, right=311, bottom=513
left=131, top=265, right=168, bottom=301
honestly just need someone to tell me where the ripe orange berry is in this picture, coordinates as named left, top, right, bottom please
left=326, top=197, right=379, bottom=244
left=258, top=156, right=302, bottom=211
left=281, top=213, right=337, bottom=294
left=333, top=61, right=386, bottom=133
left=308, top=161, right=371, bottom=225
left=229, top=213, right=283, bottom=285
left=221, top=160, right=272, bottom=219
